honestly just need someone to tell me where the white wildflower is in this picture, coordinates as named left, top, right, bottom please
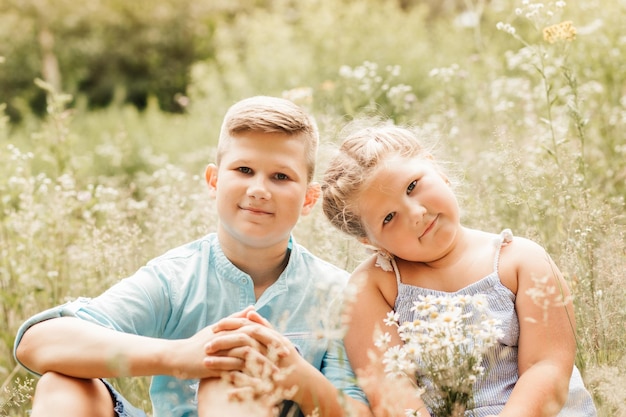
left=380, top=294, right=502, bottom=416
left=384, top=311, right=400, bottom=326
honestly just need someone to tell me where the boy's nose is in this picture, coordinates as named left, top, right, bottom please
left=247, top=177, right=271, bottom=200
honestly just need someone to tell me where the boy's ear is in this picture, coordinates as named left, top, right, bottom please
left=205, top=164, right=218, bottom=197
left=300, top=182, right=321, bottom=216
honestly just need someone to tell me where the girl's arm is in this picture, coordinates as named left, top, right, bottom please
left=343, top=261, right=431, bottom=417
left=500, top=238, right=576, bottom=417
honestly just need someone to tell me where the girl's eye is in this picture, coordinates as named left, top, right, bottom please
left=274, top=173, right=289, bottom=180
left=383, top=212, right=395, bottom=225
left=407, top=180, right=417, bottom=194
left=238, top=167, right=252, bottom=174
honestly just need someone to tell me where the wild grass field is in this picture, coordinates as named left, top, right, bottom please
left=1, top=0, right=625, bottom=415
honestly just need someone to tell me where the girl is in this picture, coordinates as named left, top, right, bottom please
left=321, top=122, right=597, bottom=417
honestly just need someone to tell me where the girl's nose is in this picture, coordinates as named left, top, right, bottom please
left=410, top=203, right=427, bottom=224
left=247, top=177, right=271, bottom=200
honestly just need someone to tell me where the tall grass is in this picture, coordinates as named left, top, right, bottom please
left=1, top=0, right=624, bottom=415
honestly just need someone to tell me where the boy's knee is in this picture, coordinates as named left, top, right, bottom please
left=197, top=377, right=273, bottom=417
left=32, top=372, right=115, bottom=417
left=35, top=371, right=92, bottom=396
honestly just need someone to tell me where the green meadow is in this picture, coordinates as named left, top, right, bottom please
left=1, top=0, right=624, bottom=415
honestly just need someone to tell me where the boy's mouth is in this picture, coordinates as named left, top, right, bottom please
left=241, top=205, right=272, bottom=215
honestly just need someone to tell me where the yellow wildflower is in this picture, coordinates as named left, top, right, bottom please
left=543, top=20, right=577, bottom=43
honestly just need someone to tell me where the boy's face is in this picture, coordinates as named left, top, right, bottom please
left=206, top=131, right=319, bottom=250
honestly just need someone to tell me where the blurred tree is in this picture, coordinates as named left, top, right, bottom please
left=0, top=0, right=245, bottom=121
left=0, top=0, right=101, bottom=118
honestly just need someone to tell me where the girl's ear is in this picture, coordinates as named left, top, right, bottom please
left=205, top=164, right=218, bottom=197
left=300, top=182, right=320, bottom=216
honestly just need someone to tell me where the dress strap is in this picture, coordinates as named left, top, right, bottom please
left=391, top=257, right=402, bottom=284
left=493, top=229, right=514, bottom=273
left=370, top=247, right=403, bottom=284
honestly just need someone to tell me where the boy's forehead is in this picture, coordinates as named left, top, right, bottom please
left=219, top=132, right=309, bottom=165
left=221, top=131, right=305, bottom=150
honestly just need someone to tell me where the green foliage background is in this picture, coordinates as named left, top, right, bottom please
left=1, top=0, right=625, bottom=415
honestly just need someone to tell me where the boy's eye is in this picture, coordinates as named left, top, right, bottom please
left=238, top=167, right=252, bottom=174
left=274, top=173, right=289, bottom=180
left=383, top=212, right=395, bottom=225
left=407, top=180, right=417, bottom=194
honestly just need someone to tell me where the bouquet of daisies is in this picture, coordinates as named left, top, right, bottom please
left=376, top=294, right=504, bottom=417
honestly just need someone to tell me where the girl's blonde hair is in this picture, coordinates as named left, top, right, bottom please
left=321, top=122, right=431, bottom=239
left=217, top=95, right=319, bottom=183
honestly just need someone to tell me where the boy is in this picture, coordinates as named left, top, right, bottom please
left=14, top=96, right=371, bottom=417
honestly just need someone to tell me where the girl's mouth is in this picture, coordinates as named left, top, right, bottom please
left=420, top=215, right=439, bottom=238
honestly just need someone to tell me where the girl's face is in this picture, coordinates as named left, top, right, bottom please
left=356, top=154, right=461, bottom=263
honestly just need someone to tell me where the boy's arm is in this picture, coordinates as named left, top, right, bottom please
left=208, top=312, right=374, bottom=417
left=498, top=238, right=576, bottom=417
left=283, top=349, right=373, bottom=417
left=15, top=313, right=252, bottom=380
left=16, top=317, right=175, bottom=378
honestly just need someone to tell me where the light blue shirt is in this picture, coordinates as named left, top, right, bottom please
left=14, top=234, right=366, bottom=417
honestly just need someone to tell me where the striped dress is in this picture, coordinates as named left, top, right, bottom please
left=390, top=230, right=597, bottom=417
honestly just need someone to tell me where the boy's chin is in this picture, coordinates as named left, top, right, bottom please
left=226, top=229, right=293, bottom=249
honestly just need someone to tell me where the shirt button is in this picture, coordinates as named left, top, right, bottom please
left=241, top=278, right=247, bottom=284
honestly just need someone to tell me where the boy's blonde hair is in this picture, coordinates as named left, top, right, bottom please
left=217, top=96, right=319, bottom=183
left=322, top=122, right=430, bottom=239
